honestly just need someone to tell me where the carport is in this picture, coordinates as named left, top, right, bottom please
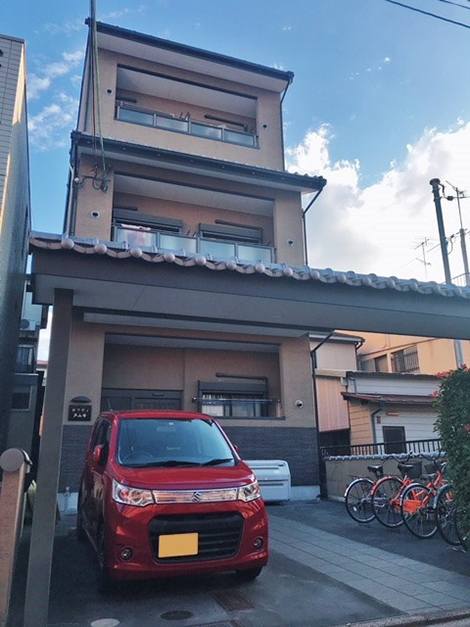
left=24, top=234, right=470, bottom=627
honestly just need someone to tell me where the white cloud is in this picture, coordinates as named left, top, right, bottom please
left=383, top=56, right=391, bottom=63
left=28, top=49, right=85, bottom=99
left=286, top=121, right=470, bottom=283
left=282, top=25, right=293, bottom=31
left=28, top=93, right=79, bottom=150
left=39, top=19, right=83, bottom=36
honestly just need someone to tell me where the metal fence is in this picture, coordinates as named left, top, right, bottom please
left=321, top=438, right=443, bottom=460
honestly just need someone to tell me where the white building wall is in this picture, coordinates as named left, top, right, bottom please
left=374, top=410, right=438, bottom=444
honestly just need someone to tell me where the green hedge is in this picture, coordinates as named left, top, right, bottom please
left=434, top=366, right=470, bottom=548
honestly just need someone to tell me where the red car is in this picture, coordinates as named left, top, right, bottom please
left=77, top=410, right=268, bottom=589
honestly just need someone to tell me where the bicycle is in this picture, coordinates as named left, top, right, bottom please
left=434, top=483, right=461, bottom=546
left=371, top=454, right=422, bottom=528
left=344, top=464, right=384, bottom=523
left=400, top=460, right=446, bottom=539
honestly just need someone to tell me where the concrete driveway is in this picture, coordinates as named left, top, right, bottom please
left=9, top=500, right=470, bottom=627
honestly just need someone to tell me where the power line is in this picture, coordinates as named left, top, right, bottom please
left=435, top=0, right=470, bottom=11
left=384, top=0, right=470, bottom=29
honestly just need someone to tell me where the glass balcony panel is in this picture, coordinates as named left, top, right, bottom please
left=199, top=240, right=235, bottom=259
left=156, top=116, right=189, bottom=132
left=118, top=107, right=154, bottom=127
left=159, top=233, right=197, bottom=253
left=115, top=227, right=156, bottom=248
left=224, top=129, right=256, bottom=146
left=191, top=122, right=222, bottom=140
left=237, top=245, right=272, bottom=264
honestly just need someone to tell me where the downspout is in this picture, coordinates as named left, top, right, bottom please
left=279, top=73, right=293, bottom=171
left=310, top=330, right=335, bottom=498
left=302, top=185, right=326, bottom=265
left=370, top=407, right=381, bottom=454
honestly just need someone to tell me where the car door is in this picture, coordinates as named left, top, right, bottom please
left=89, top=419, right=112, bottom=540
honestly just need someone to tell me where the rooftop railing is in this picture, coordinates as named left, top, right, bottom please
left=115, top=101, right=258, bottom=148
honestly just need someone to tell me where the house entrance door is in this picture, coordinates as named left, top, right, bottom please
left=100, top=389, right=182, bottom=411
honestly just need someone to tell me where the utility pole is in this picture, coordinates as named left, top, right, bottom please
left=414, top=237, right=431, bottom=280
left=429, top=178, right=465, bottom=368
left=445, top=181, right=470, bottom=287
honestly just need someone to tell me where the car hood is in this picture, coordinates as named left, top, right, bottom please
left=112, top=460, right=256, bottom=491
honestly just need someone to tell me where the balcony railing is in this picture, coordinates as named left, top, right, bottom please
left=114, top=226, right=274, bottom=264
left=115, top=102, right=258, bottom=148
left=192, top=397, right=281, bottom=419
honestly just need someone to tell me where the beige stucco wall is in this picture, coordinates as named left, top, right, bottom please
left=61, top=312, right=105, bottom=425
left=72, top=154, right=305, bottom=265
left=79, top=48, right=284, bottom=170
left=59, top=315, right=318, bottom=430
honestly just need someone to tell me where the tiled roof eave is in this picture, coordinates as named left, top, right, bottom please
left=29, top=233, right=470, bottom=300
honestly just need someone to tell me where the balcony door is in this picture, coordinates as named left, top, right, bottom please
left=100, top=389, right=182, bottom=412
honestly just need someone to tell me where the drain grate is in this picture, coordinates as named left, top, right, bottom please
left=211, top=590, right=255, bottom=612
left=160, top=610, right=194, bottom=621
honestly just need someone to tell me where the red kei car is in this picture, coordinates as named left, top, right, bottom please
left=77, top=410, right=268, bottom=589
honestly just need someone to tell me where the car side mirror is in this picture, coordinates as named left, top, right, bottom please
left=93, top=444, right=105, bottom=466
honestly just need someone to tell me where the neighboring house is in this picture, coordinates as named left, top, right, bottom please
left=357, top=332, right=470, bottom=375
left=342, top=371, right=439, bottom=451
left=0, top=34, right=31, bottom=453
left=8, top=280, right=48, bottom=462
left=310, top=332, right=363, bottom=450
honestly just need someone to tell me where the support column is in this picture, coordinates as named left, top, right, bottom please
left=23, top=290, right=73, bottom=627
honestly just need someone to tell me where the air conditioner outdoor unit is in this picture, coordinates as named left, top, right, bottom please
left=245, top=459, right=291, bottom=502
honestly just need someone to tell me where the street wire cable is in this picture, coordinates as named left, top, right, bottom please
left=435, top=0, right=470, bottom=10
left=384, top=0, right=470, bottom=29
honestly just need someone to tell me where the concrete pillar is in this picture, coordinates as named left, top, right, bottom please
left=23, top=290, right=73, bottom=627
left=0, top=448, right=31, bottom=627
left=279, top=335, right=315, bottom=426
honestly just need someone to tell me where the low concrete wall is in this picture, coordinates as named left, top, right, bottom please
left=325, top=457, right=421, bottom=500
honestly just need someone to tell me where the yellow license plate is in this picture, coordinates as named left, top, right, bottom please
left=158, top=533, right=199, bottom=558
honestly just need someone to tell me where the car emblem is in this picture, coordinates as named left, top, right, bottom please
left=192, top=491, right=203, bottom=502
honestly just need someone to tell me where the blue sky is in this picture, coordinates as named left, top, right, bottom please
left=4, top=0, right=470, bottom=282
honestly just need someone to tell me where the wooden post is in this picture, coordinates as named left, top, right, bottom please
left=0, top=448, right=31, bottom=627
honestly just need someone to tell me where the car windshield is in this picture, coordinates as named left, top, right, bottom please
left=117, top=418, right=236, bottom=468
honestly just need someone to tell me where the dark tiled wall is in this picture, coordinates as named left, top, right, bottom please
left=59, top=425, right=92, bottom=491
left=60, top=424, right=319, bottom=491
left=223, top=426, right=319, bottom=486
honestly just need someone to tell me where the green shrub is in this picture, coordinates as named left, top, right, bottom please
left=434, top=366, right=470, bottom=547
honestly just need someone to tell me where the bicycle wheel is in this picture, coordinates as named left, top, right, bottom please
left=435, top=485, right=461, bottom=547
left=401, top=483, right=437, bottom=539
left=372, top=476, right=405, bottom=528
left=345, top=478, right=375, bottom=523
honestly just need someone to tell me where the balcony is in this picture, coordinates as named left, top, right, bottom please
left=114, top=225, right=274, bottom=264
left=115, top=101, right=258, bottom=148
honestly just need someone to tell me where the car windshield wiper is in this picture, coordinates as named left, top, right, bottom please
left=202, top=458, right=234, bottom=466
left=129, top=460, right=202, bottom=468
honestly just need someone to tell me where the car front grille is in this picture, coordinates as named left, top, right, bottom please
left=149, top=512, right=244, bottom=563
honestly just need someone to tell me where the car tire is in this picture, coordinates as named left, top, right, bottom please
left=97, top=525, right=113, bottom=594
left=235, top=567, right=263, bottom=581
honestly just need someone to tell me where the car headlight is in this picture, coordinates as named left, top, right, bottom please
left=237, top=480, right=262, bottom=502
left=112, top=479, right=155, bottom=507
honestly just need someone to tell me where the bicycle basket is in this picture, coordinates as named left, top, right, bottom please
left=406, top=461, right=422, bottom=479
left=424, top=461, right=440, bottom=474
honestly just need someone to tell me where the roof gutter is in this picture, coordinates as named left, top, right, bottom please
left=310, top=330, right=335, bottom=498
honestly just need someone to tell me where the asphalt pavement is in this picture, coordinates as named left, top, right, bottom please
left=8, top=500, right=470, bottom=627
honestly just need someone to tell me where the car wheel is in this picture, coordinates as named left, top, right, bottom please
left=235, top=567, right=263, bottom=581
left=76, top=495, right=86, bottom=542
left=97, top=525, right=113, bottom=593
